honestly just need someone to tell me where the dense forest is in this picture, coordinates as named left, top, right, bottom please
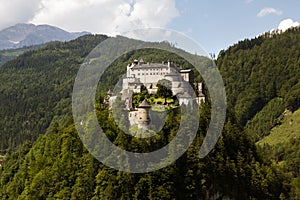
left=216, top=27, right=300, bottom=198
left=0, top=27, right=299, bottom=199
left=0, top=35, right=108, bottom=151
left=217, top=27, right=300, bottom=126
left=0, top=45, right=43, bottom=66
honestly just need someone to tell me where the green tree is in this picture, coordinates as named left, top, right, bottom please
left=156, top=79, right=173, bottom=103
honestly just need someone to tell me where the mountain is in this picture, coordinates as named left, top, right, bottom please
left=216, top=26, right=300, bottom=198
left=0, top=23, right=90, bottom=50
left=217, top=26, right=300, bottom=126
left=1, top=26, right=300, bottom=198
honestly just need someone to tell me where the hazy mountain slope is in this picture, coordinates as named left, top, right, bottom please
left=0, top=23, right=90, bottom=50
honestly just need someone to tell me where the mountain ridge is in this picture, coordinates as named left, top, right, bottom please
left=0, top=23, right=90, bottom=50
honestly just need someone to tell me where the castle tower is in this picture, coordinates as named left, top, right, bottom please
left=137, top=99, right=151, bottom=130
left=197, top=82, right=205, bottom=104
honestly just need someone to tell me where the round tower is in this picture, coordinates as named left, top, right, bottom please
left=137, top=99, right=151, bottom=129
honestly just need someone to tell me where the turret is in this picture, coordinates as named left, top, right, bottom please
left=197, top=82, right=205, bottom=103
left=137, top=99, right=151, bottom=130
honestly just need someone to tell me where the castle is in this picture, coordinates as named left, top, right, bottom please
left=105, top=59, right=205, bottom=130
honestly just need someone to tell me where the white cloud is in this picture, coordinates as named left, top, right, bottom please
left=0, top=0, right=42, bottom=30
left=0, top=0, right=179, bottom=34
left=28, top=0, right=179, bottom=35
left=278, top=18, right=300, bottom=32
left=256, top=18, right=300, bottom=37
left=257, top=7, right=282, bottom=18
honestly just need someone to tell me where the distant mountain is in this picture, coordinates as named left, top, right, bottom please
left=0, top=23, right=90, bottom=50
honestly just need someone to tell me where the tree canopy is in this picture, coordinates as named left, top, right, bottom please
left=0, top=27, right=300, bottom=199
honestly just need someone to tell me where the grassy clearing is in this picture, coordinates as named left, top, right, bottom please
left=257, top=109, right=300, bottom=146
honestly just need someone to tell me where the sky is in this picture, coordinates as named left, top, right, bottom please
left=0, top=0, right=299, bottom=55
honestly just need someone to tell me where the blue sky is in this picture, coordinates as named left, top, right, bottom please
left=1, top=0, right=299, bottom=55
left=167, top=0, right=300, bottom=54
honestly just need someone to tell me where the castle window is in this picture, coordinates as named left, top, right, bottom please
left=150, top=73, right=152, bottom=75
left=142, top=73, right=144, bottom=75
left=138, top=73, right=140, bottom=75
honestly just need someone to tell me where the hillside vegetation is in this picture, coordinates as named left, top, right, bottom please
left=0, top=26, right=300, bottom=199
left=217, top=27, right=300, bottom=126
left=0, top=35, right=108, bottom=152
left=0, top=46, right=43, bottom=66
left=258, top=109, right=300, bottom=146
left=217, top=27, right=300, bottom=198
left=256, top=109, right=300, bottom=198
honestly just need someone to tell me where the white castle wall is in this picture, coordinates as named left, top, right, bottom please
left=123, top=60, right=193, bottom=96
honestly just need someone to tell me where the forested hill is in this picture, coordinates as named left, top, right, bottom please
left=0, top=35, right=198, bottom=152
left=217, top=27, right=300, bottom=197
left=0, top=45, right=43, bottom=66
left=0, top=31, right=298, bottom=199
left=217, top=27, right=300, bottom=127
left=0, top=34, right=108, bottom=151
